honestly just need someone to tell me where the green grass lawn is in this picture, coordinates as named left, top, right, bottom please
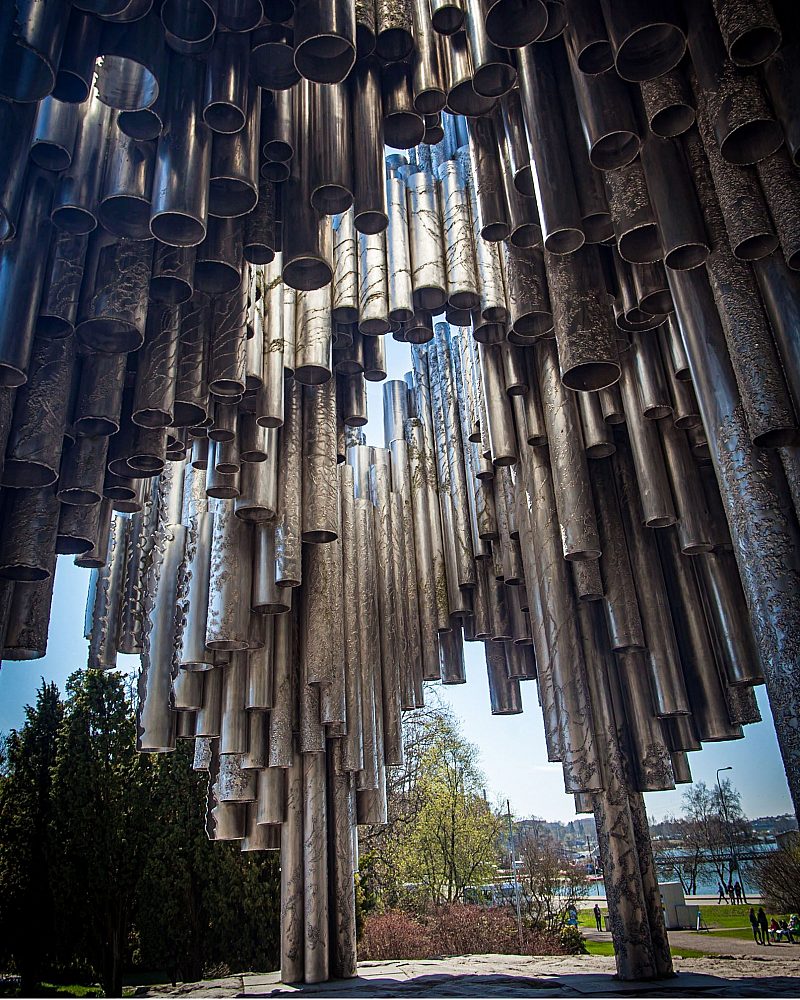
left=583, top=940, right=711, bottom=960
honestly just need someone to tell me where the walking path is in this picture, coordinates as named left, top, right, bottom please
left=129, top=952, right=800, bottom=998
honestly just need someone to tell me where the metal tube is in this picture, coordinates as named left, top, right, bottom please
left=301, top=379, right=338, bottom=542
left=358, top=230, right=390, bottom=336
left=351, top=58, right=388, bottom=235
left=407, top=169, right=447, bottom=312
left=599, top=0, right=686, bottom=83
left=294, top=0, right=356, bottom=84
left=516, top=43, right=584, bottom=255
left=438, top=160, right=479, bottom=311
left=276, top=378, right=303, bottom=586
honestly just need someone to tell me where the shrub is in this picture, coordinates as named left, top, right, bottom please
left=559, top=926, right=587, bottom=955
left=359, top=905, right=569, bottom=962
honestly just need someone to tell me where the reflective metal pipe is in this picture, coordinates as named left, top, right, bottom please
left=407, top=169, right=448, bottom=312
left=763, top=39, right=800, bottom=167
left=31, top=97, right=79, bottom=173
left=76, top=232, right=151, bottom=353
left=629, top=330, right=671, bottom=420
left=358, top=230, right=390, bottom=336
left=375, top=0, right=414, bottom=61
left=382, top=63, right=425, bottom=150
left=438, top=161, right=479, bottom=311
left=205, top=500, right=252, bottom=651
left=174, top=292, right=211, bottom=427
left=3, top=336, right=74, bottom=488
left=208, top=99, right=260, bottom=220
left=338, top=465, right=364, bottom=772
left=132, top=304, right=181, bottom=429
left=209, top=281, right=248, bottom=399
left=351, top=59, right=389, bottom=235
left=251, top=22, right=299, bottom=90
left=536, top=339, right=601, bottom=560
left=614, top=649, right=674, bottom=791
left=301, top=379, right=338, bottom=542
left=756, top=149, right=800, bottom=273
left=485, top=0, right=546, bottom=48
left=54, top=10, right=102, bottom=104
left=151, top=53, right=212, bottom=247
left=431, top=0, right=465, bottom=33
left=591, top=455, right=645, bottom=650
left=617, top=348, right=676, bottom=527
left=603, top=158, right=660, bottom=265
left=276, top=379, right=303, bottom=586
left=599, top=0, right=686, bottom=83
left=659, top=418, right=712, bottom=555
left=577, top=390, right=615, bottom=460
left=545, top=246, right=619, bottom=391
left=37, top=231, right=89, bottom=340
left=521, top=443, right=602, bottom=790
left=0, top=0, right=69, bottom=102
left=640, top=68, right=695, bottom=138
left=657, top=529, right=742, bottom=742
left=639, top=135, right=708, bottom=270
left=309, top=80, right=353, bottom=216
left=516, top=43, right=584, bottom=255
left=501, top=242, right=551, bottom=339
left=411, top=0, right=446, bottom=113
left=443, top=30, right=497, bottom=117
left=563, top=0, right=612, bottom=73
left=477, top=342, right=517, bottom=466
left=295, top=284, right=333, bottom=385
left=612, top=432, right=690, bottom=717
left=464, top=0, right=516, bottom=98
left=137, top=521, right=185, bottom=752
left=686, top=0, right=781, bottom=165
left=467, top=116, right=509, bottom=242
left=332, top=209, right=359, bottom=323
left=86, top=514, right=126, bottom=669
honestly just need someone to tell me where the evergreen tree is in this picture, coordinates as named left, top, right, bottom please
left=0, top=681, right=63, bottom=992
left=49, top=670, right=153, bottom=997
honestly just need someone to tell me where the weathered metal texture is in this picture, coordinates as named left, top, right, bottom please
left=301, top=379, right=338, bottom=543
left=687, top=0, right=782, bottom=166
left=577, top=603, right=665, bottom=980
left=676, top=149, right=799, bottom=444
left=657, top=529, right=743, bottom=743
left=603, top=157, right=660, bottom=265
left=756, top=148, right=800, bottom=273
left=616, top=348, right=676, bottom=528
left=276, top=379, right=303, bottom=587
left=87, top=513, right=127, bottom=670
left=612, top=430, right=690, bottom=718
left=3, top=335, right=74, bottom=488
left=519, top=443, right=602, bottom=792
left=545, top=246, right=619, bottom=391
left=535, top=339, right=601, bottom=561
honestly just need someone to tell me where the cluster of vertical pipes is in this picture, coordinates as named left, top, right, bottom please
left=1, top=0, right=799, bottom=984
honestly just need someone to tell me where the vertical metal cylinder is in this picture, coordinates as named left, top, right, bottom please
left=301, top=380, right=338, bottom=542
left=517, top=43, right=584, bottom=255
left=612, top=432, right=690, bottom=717
left=536, top=339, right=601, bottom=560
left=438, top=160, right=479, bottom=311
left=76, top=230, right=151, bottom=353
left=276, top=379, right=303, bottom=586
left=358, top=230, right=390, bottom=335
left=332, top=208, right=359, bottom=323
left=302, top=749, right=329, bottom=983
left=351, top=58, right=388, bottom=235
left=406, top=169, right=447, bottom=312
left=280, top=752, right=304, bottom=982
left=294, top=0, right=356, bottom=84
left=600, top=0, right=686, bottom=83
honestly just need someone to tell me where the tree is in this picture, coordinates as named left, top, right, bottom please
left=753, top=839, right=800, bottom=914
left=516, top=822, right=591, bottom=934
left=49, top=670, right=154, bottom=997
left=361, top=703, right=502, bottom=908
left=0, top=681, right=63, bottom=992
left=681, top=780, right=753, bottom=888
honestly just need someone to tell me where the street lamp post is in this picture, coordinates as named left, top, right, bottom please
left=716, top=766, right=739, bottom=891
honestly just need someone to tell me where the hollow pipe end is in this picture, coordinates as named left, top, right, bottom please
left=150, top=211, right=207, bottom=247
left=561, top=361, right=620, bottom=393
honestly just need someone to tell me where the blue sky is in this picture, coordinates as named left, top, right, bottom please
left=0, top=336, right=792, bottom=825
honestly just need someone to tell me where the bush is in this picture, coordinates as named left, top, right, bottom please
left=359, top=905, right=568, bottom=962
left=559, top=926, right=588, bottom=955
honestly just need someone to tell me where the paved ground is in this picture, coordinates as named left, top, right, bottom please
left=130, top=951, right=800, bottom=998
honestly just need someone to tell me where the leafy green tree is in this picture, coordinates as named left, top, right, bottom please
left=0, top=681, right=63, bottom=992
left=362, top=704, right=501, bottom=907
left=49, top=670, right=153, bottom=997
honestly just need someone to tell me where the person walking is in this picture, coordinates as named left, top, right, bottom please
left=749, top=907, right=762, bottom=945
left=718, top=881, right=727, bottom=904
left=594, top=903, right=602, bottom=931
left=727, top=879, right=735, bottom=903
left=758, top=907, right=771, bottom=945
left=734, top=881, right=742, bottom=904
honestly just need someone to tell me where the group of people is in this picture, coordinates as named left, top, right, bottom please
left=749, top=907, right=800, bottom=945
left=717, top=879, right=747, bottom=904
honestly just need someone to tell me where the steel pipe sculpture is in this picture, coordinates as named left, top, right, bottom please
left=1, top=0, right=799, bottom=988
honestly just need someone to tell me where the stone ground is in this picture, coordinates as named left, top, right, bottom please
left=130, top=951, right=800, bottom=998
